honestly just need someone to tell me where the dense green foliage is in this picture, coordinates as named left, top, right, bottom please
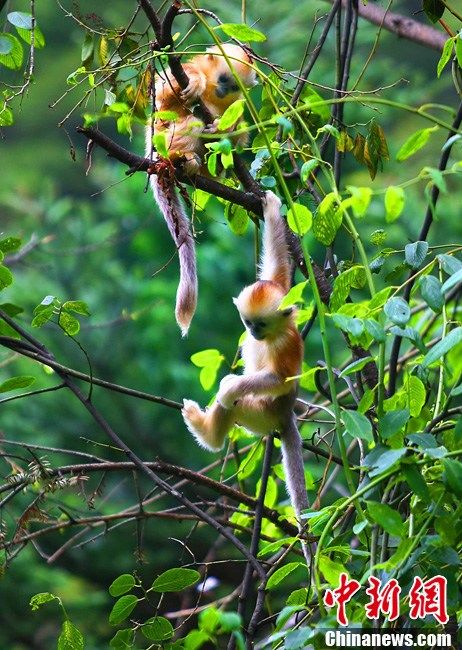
left=0, top=0, right=461, bottom=648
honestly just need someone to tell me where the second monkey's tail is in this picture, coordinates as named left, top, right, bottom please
left=150, top=173, right=198, bottom=336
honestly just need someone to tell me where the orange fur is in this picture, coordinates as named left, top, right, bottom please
left=146, top=44, right=256, bottom=335
left=182, top=191, right=303, bottom=450
left=183, top=192, right=312, bottom=558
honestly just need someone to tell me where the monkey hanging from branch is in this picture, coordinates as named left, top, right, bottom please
left=183, top=191, right=313, bottom=560
left=146, top=43, right=257, bottom=335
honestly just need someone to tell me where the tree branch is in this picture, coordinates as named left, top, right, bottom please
left=76, top=127, right=263, bottom=215
left=324, top=0, right=447, bottom=51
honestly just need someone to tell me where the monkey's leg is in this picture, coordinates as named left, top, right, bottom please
left=182, top=400, right=235, bottom=451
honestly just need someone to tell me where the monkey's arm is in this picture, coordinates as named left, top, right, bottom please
left=217, top=371, right=292, bottom=409
left=258, top=191, right=291, bottom=292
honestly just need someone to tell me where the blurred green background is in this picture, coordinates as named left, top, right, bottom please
left=1, top=0, right=461, bottom=647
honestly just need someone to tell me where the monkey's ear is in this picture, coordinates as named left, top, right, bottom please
left=207, top=53, right=216, bottom=60
left=280, top=307, right=293, bottom=317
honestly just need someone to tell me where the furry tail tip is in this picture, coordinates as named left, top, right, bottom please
left=175, top=271, right=197, bottom=336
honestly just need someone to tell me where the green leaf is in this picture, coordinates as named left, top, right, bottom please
left=287, top=203, right=312, bottom=235
left=437, top=37, right=454, bottom=77
left=300, top=159, right=318, bottom=183
left=441, top=267, right=462, bottom=293
left=0, top=266, right=13, bottom=290
left=402, top=463, right=430, bottom=502
left=191, top=349, right=222, bottom=368
left=384, top=185, right=406, bottom=223
left=278, top=281, right=307, bottom=309
left=345, top=186, right=372, bottom=218
left=420, top=275, right=444, bottom=312
left=384, top=297, right=411, bottom=326
left=15, top=24, right=45, bottom=48
left=30, top=592, right=61, bottom=610
left=423, top=0, right=445, bottom=22
left=184, top=630, right=210, bottom=650
left=218, top=99, right=244, bottom=131
left=62, top=301, right=90, bottom=316
left=313, top=193, right=341, bottom=244
left=108, top=595, right=138, bottom=625
left=0, top=376, right=35, bottom=393
left=422, top=327, right=462, bottom=368
left=59, top=312, right=80, bottom=336
left=342, top=409, right=373, bottom=443
left=364, top=319, right=386, bottom=342
left=405, top=241, right=428, bottom=269
left=332, top=314, right=364, bottom=338
left=437, top=253, right=462, bottom=276
left=81, top=31, right=94, bottom=65
left=443, top=458, right=462, bottom=497
left=153, top=110, right=178, bottom=121
left=109, top=629, right=133, bottom=649
left=7, top=11, right=33, bottom=29
left=405, top=375, right=426, bottom=417
left=109, top=574, right=136, bottom=597
left=318, top=555, right=345, bottom=586
left=396, top=127, right=437, bottom=161
left=31, top=306, right=54, bottom=328
left=367, top=502, right=404, bottom=536
left=379, top=409, right=410, bottom=439
left=0, top=237, right=21, bottom=253
left=339, top=357, right=373, bottom=378
left=330, top=266, right=365, bottom=312
left=0, top=104, right=13, bottom=127
left=218, top=611, right=241, bottom=632
left=58, top=620, right=84, bottom=650
left=152, top=568, right=201, bottom=592
left=363, top=120, right=389, bottom=180
left=227, top=205, right=249, bottom=235
left=286, top=588, right=309, bottom=606
left=457, top=32, right=462, bottom=68
left=199, top=607, right=221, bottom=634
left=153, top=132, right=168, bottom=158
left=142, top=616, right=174, bottom=641
left=369, top=448, right=407, bottom=477
left=216, top=24, right=266, bottom=42
left=266, top=562, right=304, bottom=590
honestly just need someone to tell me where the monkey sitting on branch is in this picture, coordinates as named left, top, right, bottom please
left=183, top=191, right=312, bottom=559
left=146, top=43, right=257, bottom=335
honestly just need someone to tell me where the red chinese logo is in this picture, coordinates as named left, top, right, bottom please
left=323, top=573, right=361, bottom=626
left=323, top=573, right=449, bottom=626
left=365, top=576, right=401, bottom=621
left=408, top=575, right=449, bottom=624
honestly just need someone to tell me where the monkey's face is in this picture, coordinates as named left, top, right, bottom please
left=207, top=44, right=257, bottom=103
left=240, top=309, right=293, bottom=341
left=215, top=71, right=240, bottom=99
left=234, top=280, right=294, bottom=341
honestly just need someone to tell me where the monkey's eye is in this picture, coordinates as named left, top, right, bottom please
left=218, top=73, right=229, bottom=83
left=255, top=321, right=266, bottom=328
left=243, top=319, right=251, bottom=327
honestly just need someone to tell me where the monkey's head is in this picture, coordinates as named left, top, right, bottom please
left=206, top=43, right=257, bottom=103
left=233, top=280, right=294, bottom=341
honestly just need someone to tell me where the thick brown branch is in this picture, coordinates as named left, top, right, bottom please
left=76, top=127, right=263, bottom=215
left=325, top=0, right=447, bottom=51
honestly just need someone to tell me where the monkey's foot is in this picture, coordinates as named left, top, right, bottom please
left=202, top=118, right=219, bottom=135
left=182, top=399, right=222, bottom=451
left=182, top=153, right=202, bottom=176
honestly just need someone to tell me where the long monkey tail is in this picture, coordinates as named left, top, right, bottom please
left=280, top=416, right=316, bottom=567
left=149, top=173, right=198, bottom=336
